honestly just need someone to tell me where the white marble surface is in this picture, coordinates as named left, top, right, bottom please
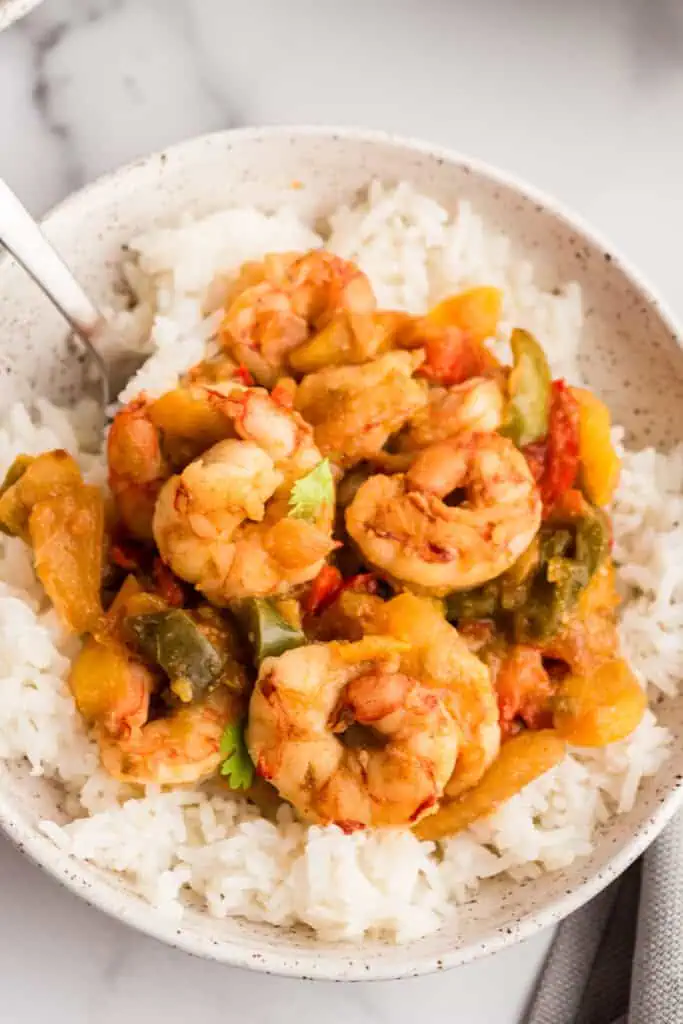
left=1, top=0, right=683, bottom=1020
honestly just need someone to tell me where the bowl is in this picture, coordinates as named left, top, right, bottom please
left=1, top=126, right=682, bottom=980
left=0, top=0, right=43, bottom=30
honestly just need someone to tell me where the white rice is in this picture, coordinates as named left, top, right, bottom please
left=0, top=182, right=677, bottom=942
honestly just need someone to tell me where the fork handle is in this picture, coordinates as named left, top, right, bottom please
left=0, top=177, right=103, bottom=339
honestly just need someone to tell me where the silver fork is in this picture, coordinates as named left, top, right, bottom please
left=0, top=177, right=139, bottom=415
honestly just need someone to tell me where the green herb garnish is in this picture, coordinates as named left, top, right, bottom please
left=219, top=721, right=254, bottom=789
left=288, top=458, right=334, bottom=522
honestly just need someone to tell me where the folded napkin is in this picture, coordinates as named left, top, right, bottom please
left=525, top=809, right=683, bottom=1024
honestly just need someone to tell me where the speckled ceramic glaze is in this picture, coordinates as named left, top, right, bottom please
left=0, top=0, right=42, bottom=30
left=0, top=127, right=682, bottom=981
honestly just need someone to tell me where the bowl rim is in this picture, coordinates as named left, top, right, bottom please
left=2, top=123, right=683, bottom=981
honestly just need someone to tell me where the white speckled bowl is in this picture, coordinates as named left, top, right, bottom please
left=1, top=127, right=682, bottom=980
left=0, top=0, right=42, bottom=30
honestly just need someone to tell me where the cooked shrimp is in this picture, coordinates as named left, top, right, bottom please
left=378, top=594, right=501, bottom=798
left=219, top=282, right=308, bottom=388
left=108, top=380, right=315, bottom=541
left=99, top=685, right=240, bottom=785
left=226, top=384, right=322, bottom=483
left=107, top=384, right=241, bottom=539
left=108, top=397, right=169, bottom=540
left=400, top=377, right=504, bottom=451
left=153, top=388, right=335, bottom=602
left=295, top=351, right=427, bottom=469
left=346, top=431, right=542, bottom=594
left=247, top=639, right=459, bottom=829
left=219, top=250, right=376, bottom=385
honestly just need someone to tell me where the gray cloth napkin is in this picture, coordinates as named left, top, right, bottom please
left=525, top=810, right=683, bottom=1024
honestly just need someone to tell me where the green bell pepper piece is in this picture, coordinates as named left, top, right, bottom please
left=125, top=608, right=225, bottom=698
left=237, top=598, right=306, bottom=667
left=502, top=329, right=551, bottom=447
left=447, top=505, right=609, bottom=644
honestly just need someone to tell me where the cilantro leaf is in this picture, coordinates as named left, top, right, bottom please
left=219, top=721, right=254, bottom=790
left=288, top=459, right=334, bottom=522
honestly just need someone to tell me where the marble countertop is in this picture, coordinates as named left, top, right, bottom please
left=1, top=0, right=683, bottom=1020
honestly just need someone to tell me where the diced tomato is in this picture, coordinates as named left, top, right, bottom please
left=541, top=380, right=580, bottom=512
left=152, top=557, right=186, bottom=607
left=234, top=365, right=254, bottom=386
left=417, top=327, right=495, bottom=386
left=495, top=646, right=554, bottom=737
left=305, top=564, right=343, bottom=616
left=523, top=381, right=580, bottom=516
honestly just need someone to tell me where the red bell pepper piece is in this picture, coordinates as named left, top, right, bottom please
left=305, top=564, right=344, bottom=616
left=523, top=380, right=580, bottom=515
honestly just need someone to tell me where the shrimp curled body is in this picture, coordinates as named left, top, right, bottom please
left=379, top=594, right=501, bottom=798
left=99, top=686, right=240, bottom=786
left=346, top=431, right=542, bottom=595
left=153, top=386, right=335, bottom=602
left=400, top=376, right=504, bottom=452
left=247, top=640, right=459, bottom=829
left=220, top=251, right=376, bottom=386
left=295, top=351, right=427, bottom=469
left=107, top=381, right=254, bottom=539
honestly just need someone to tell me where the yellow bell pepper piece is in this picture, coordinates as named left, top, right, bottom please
left=414, top=730, right=566, bottom=840
left=572, top=387, right=620, bottom=506
left=553, top=658, right=646, bottom=747
left=427, top=286, right=503, bottom=343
